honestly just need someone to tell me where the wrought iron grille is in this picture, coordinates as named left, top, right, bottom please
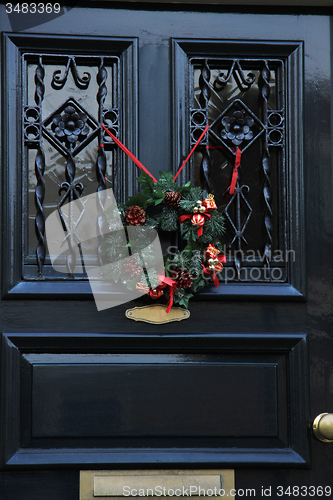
left=190, top=58, right=286, bottom=282
left=23, top=54, right=122, bottom=279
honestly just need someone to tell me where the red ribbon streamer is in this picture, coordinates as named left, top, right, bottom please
left=179, top=213, right=211, bottom=238
left=229, top=148, right=242, bottom=195
left=211, top=272, right=219, bottom=288
left=157, top=274, right=177, bottom=313
left=202, top=263, right=220, bottom=288
left=100, top=124, right=157, bottom=182
left=157, top=274, right=176, bottom=287
left=202, top=255, right=227, bottom=288
left=219, top=255, right=227, bottom=264
left=179, top=214, right=193, bottom=226
left=173, top=124, right=210, bottom=182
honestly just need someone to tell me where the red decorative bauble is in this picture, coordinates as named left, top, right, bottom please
left=202, top=194, right=217, bottom=212
left=149, top=288, right=163, bottom=299
left=214, top=261, right=224, bottom=273
left=125, top=205, right=146, bottom=225
left=191, top=213, right=205, bottom=227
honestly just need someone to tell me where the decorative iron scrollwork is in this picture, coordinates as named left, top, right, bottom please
left=57, top=154, right=85, bottom=276
left=224, top=184, right=252, bottom=280
left=267, top=111, right=284, bottom=147
left=24, top=106, right=41, bottom=145
left=51, top=56, right=91, bottom=90
left=192, top=57, right=285, bottom=281
left=210, top=99, right=265, bottom=155
left=42, top=97, right=99, bottom=157
left=221, top=110, right=254, bottom=147
left=41, top=96, right=97, bottom=274
left=213, top=60, right=256, bottom=92
left=24, top=52, right=121, bottom=278
left=51, top=105, right=90, bottom=149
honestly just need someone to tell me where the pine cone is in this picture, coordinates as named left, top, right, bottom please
left=171, top=268, right=193, bottom=289
left=122, top=257, right=141, bottom=278
left=125, top=205, right=146, bottom=225
left=164, top=191, right=183, bottom=208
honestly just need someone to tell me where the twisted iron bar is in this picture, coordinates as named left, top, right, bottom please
left=35, top=148, right=46, bottom=277
left=214, top=60, right=256, bottom=92
left=34, top=56, right=45, bottom=105
left=34, top=57, right=46, bottom=277
left=199, top=147, right=212, bottom=196
left=51, top=56, right=91, bottom=90
left=199, top=59, right=211, bottom=108
left=259, top=60, right=273, bottom=278
left=96, top=58, right=108, bottom=269
left=198, top=60, right=212, bottom=195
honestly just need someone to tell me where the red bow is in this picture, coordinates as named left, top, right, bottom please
left=157, top=274, right=178, bottom=313
left=202, top=255, right=227, bottom=288
left=179, top=213, right=211, bottom=238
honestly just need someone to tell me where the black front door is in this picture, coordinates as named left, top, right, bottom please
left=1, top=3, right=333, bottom=499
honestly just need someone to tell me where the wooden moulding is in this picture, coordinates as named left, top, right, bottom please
left=125, top=304, right=190, bottom=324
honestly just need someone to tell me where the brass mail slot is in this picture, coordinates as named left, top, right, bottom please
left=80, top=470, right=235, bottom=500
left=95, top=475, right=220, bottom=496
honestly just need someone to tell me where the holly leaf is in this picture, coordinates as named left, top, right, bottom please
left=137, top=170, right=155, bottom=197
left=192, top=278, right=206, bottom=292
left=127, top=192, right=150, bottom=209
left=178, top=293, right=193, bottom=308
left=158, top=170, right=174, bottom=182
left=154, top=197, right=165, bottom=206
left=180, top=181, right=192, bottom=195
left=153, top=186, right=165, bottom=198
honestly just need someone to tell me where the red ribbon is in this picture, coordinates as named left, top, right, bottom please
left=158, top=274, right=177, bottom=313
left=202, top=255, right=227, bottom=288
left=179, top=213, right=211, bottom=237
left=173, top=125, right=210, bottom=182
left=219, top=255, right=227, bottom=264
left=100, top=123, right=157, bottom=182
left=229, top=148, right=242, bottom=195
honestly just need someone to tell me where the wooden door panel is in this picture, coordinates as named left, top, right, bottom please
left=2, top=332, right=308, bottom=467
left=31, top=360, right=278, bottom=438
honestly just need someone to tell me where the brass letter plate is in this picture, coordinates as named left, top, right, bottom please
left=80, top=470, right=234, bottom=500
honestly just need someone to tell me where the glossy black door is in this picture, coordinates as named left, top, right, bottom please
left=1, top=3, right=332, bottom=499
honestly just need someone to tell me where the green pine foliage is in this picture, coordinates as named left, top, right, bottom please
left=104, top=169, right=226, bottom=310
left=198, top=210, right=225, bottom=243
left=156, top=207, right=179, bottom=232
left=178, top=198, right=196, bottom=213
left=181, top=219, right=200, bottom=241
left=164, top=248, right=202, bottom=282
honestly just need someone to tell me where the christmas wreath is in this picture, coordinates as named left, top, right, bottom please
left=100, top=124, right=226, bottom=312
